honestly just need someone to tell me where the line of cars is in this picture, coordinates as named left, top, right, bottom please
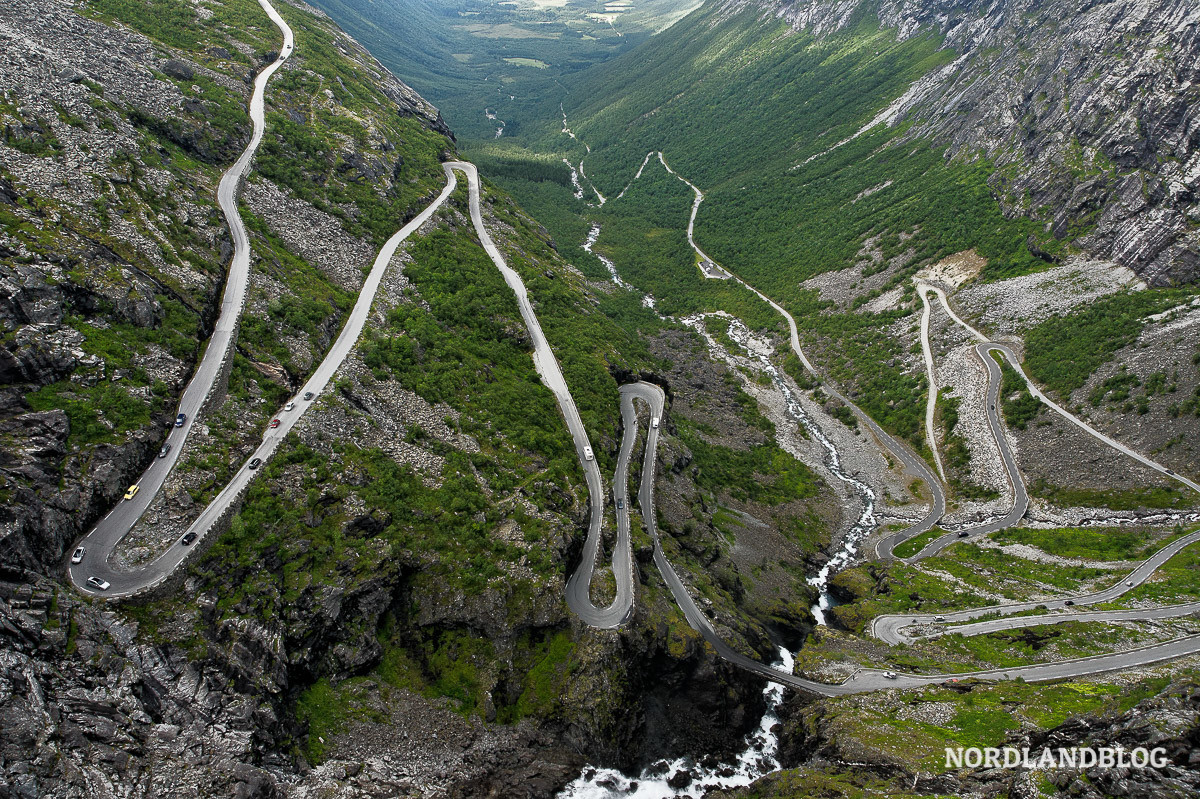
left=77, top=390, right=320, bottom=591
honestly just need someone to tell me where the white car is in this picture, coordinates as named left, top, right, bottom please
left=285, top=401, right=295, bottom=411
left=651, top=417, right=660, bottom=429
left=71, top=546, right=85, bottom=564
left=583, top=446, right=594, bottom=461
left=86, top=576, right=110, bottom=590
left=883, top=671, right=897, bottom=679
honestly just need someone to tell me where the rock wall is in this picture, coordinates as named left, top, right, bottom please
left=721, top=0, right=1200, bottom=285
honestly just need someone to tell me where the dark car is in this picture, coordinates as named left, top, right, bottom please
left=159, top=442, right=171, bottom=458
left=1064, top=600, right=1074, bottom=606
left=269, top=418, right=281, bottom=429
left=248, top=457, right=262, bottom=470
left=303, top=391, right=314, bottom=401
left=175, top=413, right=187, bottom=428
left=957, top=530, right=969, bottom=538
left=181, top=532, right=197, bottom=546
left=616, top=498, right=625, bottom=510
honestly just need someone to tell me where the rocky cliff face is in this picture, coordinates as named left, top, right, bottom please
left=723, top=0, right=1200, bottom=285
left=0, top=0, right=451, bottom=577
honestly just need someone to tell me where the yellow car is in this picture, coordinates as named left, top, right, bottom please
left=123, top=485, right=139, bottom=501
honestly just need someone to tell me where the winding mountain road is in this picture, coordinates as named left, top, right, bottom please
left=618, top=381, right=1200, bottom=695
left=446, top=162, right=634, bottom=629
left=68, top=0, right=296, bottom=596
left=921, top=284, right=1200, bottom=496
left=70, top=158, right=458, bottom=596
left=899, top=341, right=1030, bottom=561
left=595, top=152, right=1200, bottom=694
left=633, top=152, right=947, bottom=555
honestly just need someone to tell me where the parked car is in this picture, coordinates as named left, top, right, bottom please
left=303, top=391, right=314, bottom=401
left=86, top=576, right=110, bottom=590
left=248, top=457, right=262, bottom=470
left=180, top=532, right=197, bottom=546
left=285, top=401, right=295, bottom=411
left=123, top=484, right=139, bottom=501
left=175, top=413, right=186, bottom=427
left=159, top=442, right=171, bottom=458
left=71, top=546, right=85, bottom=564
left=269, top=418, right=281, bottom=429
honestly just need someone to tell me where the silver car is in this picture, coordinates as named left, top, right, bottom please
left=86, top=576, right=110, bottom=590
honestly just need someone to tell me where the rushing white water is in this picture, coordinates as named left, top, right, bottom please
left=582, top=223, right=656, bottom=308
left=714, top=316, right=879, bottom=625
left=484, top=107, right=505, bottom=138
left=565, top=158, right=586, bottom=200
left=558, top=649, right=794, bottom=798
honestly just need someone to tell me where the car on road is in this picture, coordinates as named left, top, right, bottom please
left=285, top=401, right=295, bottom=411
left=651, top=417, right=660, bottom=429
left=269, top=418, right=281, bottom=429
left=882, top=671, right=897, bottom=679
left=1166, top=469, right=1176, bottom=476
left=584, top=446, right=594, bottom=461
left=935, top=615, right=946, bottom=622
left=957, top=530, right=969, bottom=538
left=180, top=532, right=197, bottom=546
left=616, top=498, right=624, bottom=510
left=1064, top=600, right=1075, bottom=606
left=71, top=547, right=85, bottom=564
left=175, top=413, right=187, bottom=427
left=303, top=391, right=314, bottom=400
left=124, top=484, right=139, bottom=501
left=86, top=577, right=110, bottom=590
left=249, top=457, right=262, bottom=470
left=159, top=442, right=171, bottom=458
left=1127, top=580, right=1134, bottom=586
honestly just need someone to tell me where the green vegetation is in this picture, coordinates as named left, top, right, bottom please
left=991, top=525, right=1190, bottom=561
left=26, top=380, right=159, bottom=448
left=84, top=0, right=279, bottom=57
left=1024, top=289, right=1198, bottom=399
left=676, top=418, right=819, bottom=506
left=993, top=354, right=1043, bottom=430
left=359, top=223, right=582, bottom=477
left=1119, top=540, right=1200, bottom=603
left=1029, top=479, right=1191, bottom=511
left=892, top=527, right=945, bottom=559
left=812, top=678, right=1172, bottom=774
left=257, top=3, right=451, bottom=246
left=829, top=539, right=1126, bottom=633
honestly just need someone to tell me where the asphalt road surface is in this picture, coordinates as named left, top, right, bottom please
left=636, top=151, right=948, bottom=559
left=923, top=284, right=1200, bottom=495
left=872, top=528, right=1200, bottom=644
left=68, top=0, right=295, bottom=596
left=442, top=161, right=634, bottom=629
left=904, top=342, right=1030, bottom=560
left=622, top=382, right=1200, bottom=695
left=69, top=157, right=459, bottom=596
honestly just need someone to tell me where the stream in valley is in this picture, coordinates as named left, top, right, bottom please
left=558, top=649, right=794, bottom=798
